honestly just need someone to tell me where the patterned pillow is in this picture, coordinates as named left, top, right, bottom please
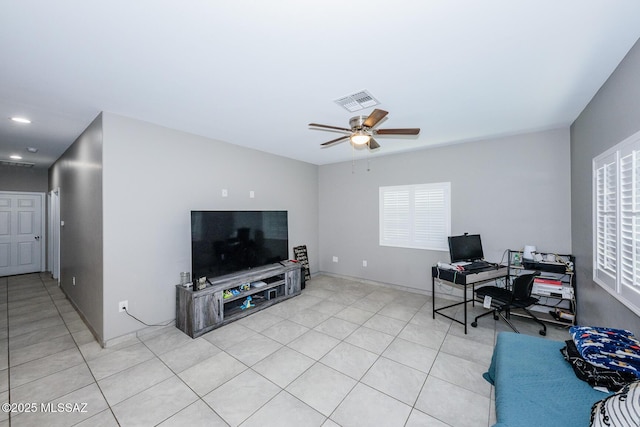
left=590, top=380, right=640, bottom=427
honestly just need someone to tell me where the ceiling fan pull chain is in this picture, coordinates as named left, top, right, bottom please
left=352, top=144, right=356, bottom=174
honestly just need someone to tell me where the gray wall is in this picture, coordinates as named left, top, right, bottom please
left=0, top=166, right=48, bottom=192
left=48, top=114, right=104, bottom=340
left=571, top=39, right=640, bottom=333
left=101, top=113, right=319, bottom=342
left=318, top=128, right=572, bottom=294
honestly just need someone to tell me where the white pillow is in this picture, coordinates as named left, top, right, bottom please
left=590, top=380, right=640, bottom=427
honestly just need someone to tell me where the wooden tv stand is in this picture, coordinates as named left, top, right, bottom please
left=175, top=261, right=302, bottom=338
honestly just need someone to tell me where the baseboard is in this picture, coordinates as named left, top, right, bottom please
left=314, top=271, right=436, bottom=297
left=57, top=285, right=104, bottom=346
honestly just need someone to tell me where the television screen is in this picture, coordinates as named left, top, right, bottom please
left=448, top=234, right=484, bottom=263
left=191, top=210, right=289, bottom=279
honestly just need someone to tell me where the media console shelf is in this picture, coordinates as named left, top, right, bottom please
left=176, top=261, right=302, bottom=338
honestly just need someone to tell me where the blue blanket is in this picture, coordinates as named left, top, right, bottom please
left=570, top=326, right=640, bottom=378
left=485, top=332, right=611, bottom=427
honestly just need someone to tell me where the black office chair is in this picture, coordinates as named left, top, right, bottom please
left=471, top=273, right=547, bottom=336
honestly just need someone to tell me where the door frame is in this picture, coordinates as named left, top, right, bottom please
left=0, top=191, right=46, bottom=274
left=48, top=188, right=60, bottom=281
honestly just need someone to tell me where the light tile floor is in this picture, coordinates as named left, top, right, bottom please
left=0, top=273, right=570, bottom=427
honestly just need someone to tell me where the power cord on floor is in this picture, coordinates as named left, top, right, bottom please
left=123, top=307, right=174, bottom=327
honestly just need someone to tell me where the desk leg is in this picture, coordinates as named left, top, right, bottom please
left=432, top=275, right=435, bottom=319
left=463, top=284, right=467, bottom=334
left=472, top=284, right=475, bottom=307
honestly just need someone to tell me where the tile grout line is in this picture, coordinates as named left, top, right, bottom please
left=330, top=300, right=429, bottom=426
left=136, top=333, right=232, bottom=425
left=1, top=273, right=567, bottom=426
left=402, top=302, right=454, bottom=427
left=246, top=293, right=432, bottom=425
left=318, top=290, right=427, bottom=425
left=3, top=276, right=11, bottom=427
left=307, top=292, right=405, bottom=424
left=35, top=272, right=121, bottom=426
left=161, top=290, right=386, bottom=425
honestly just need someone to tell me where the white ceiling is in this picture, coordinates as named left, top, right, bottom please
left=2, top=1, right=640, bottom=169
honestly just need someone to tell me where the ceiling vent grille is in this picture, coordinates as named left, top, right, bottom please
left=334, top=90, right=380, bottom=112
left=0, top=160, right=35, bottom=168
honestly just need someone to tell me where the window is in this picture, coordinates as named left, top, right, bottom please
left=593, top=130, right=640, bottom=316
left=379, top=182, right=451, bottom=251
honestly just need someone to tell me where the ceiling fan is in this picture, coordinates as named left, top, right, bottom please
left=309, top=109, right=420, bottom=150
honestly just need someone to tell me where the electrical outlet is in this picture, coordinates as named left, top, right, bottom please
left=118, top=300, right=128, bottom=313
left=72, top=276, right=76, bottom=286
left=362, top=260, right=367, bottom=267
left=332, top=256, right=338, bottom=263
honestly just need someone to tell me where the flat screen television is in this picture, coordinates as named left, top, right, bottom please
left=191, top=210, right=289, bottom=280
left=448, top=234, right=484, bottom=263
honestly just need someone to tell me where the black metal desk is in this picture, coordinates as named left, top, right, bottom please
left=431, top=266, right=508, bottom=333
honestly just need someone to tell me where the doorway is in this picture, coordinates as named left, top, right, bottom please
left=0, top=191, right=46, bottom=277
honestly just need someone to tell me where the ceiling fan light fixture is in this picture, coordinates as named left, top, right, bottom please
left=350, top=131, right=370, bottom=145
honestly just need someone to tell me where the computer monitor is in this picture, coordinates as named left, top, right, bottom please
left=448, top=234, right=484, bottom=263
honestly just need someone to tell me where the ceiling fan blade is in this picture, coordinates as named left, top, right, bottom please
left=320, top=135, right=350, bottom=147
left=363, top=109, right=389, bottom=128
left=309, top=123, right=351, bottom=132
left=375, top=128, right=420, bottom=135
left=368, top=138, right=380, bottom=150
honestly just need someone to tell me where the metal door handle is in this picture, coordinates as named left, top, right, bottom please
left=34, top=236, right=40, bottom=241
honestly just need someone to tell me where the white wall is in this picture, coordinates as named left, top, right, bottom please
left=318, top=128, right=572, bottom=293
left=101, top=113, right=318, bottom=342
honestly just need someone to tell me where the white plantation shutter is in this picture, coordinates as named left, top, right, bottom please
left=593, top=131, right=640, bottom=316
left=380, top=187, right=410, bottom=244
left=619, top=147, right=640, bottom=306
left=594, top=152, right=617, bottom=290
left=414, top=186, right=448, bottom=247
left=380, top=182, right=450, bottom=251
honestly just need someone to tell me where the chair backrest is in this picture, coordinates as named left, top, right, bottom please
left=511, top=273, right=537, bottom=300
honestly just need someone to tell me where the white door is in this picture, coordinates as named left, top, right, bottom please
left=0, top=192, right=45, bottom=277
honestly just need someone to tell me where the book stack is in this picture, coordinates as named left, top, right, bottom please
left=532, top=277, right=563, bottom=297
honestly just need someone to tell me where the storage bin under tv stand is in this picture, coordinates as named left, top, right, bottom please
left=175, top=261, right=302, bottom=338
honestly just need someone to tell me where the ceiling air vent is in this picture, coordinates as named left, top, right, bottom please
left=334, top=90, right=380, bottom=112
left=0, top=160, right=35, bottom=168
